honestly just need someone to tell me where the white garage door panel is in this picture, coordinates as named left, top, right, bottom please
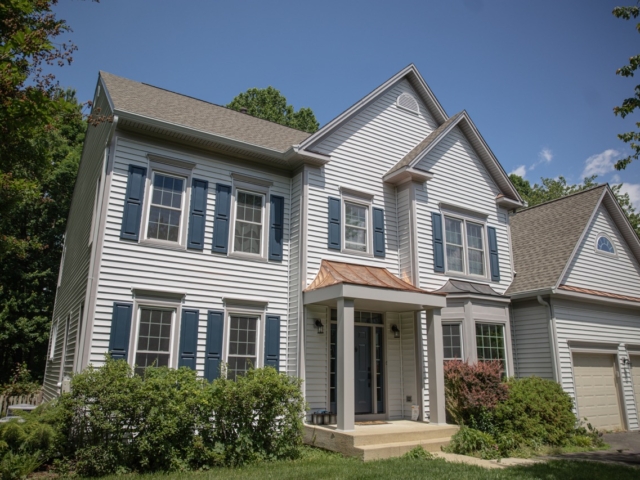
left=631, top=355, right=640, bottom=418
left=573, top=353, right=622, bottom=431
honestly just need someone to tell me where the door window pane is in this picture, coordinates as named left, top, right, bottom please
left=443, top=324, right=462, bottom=360
left=135, top=308, right=173, bottom=375
left=234, top=191, right=263, bottom=254
left=227, top=315, right=258, bottom=380
left=147, top=173, right=184, bottom=242
left=345, top=202, right=367, bottom=252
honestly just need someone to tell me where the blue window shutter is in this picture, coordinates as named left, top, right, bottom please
left=431, top=212, right=445, bottom=273
left=269, top=195, right=285, bottom=261
left=187, top=179, right=208, bottom=250
left=488, top=227, right=501, bottom=282
left=264, top=315, right=281, bottom=371
left=328, top=197, right=341, bottom=250
left=108, top=302, right=133, bottom=361
left=212, top=184, right=231, bottom=254
left=204, top=310, right=224, bottom=381
left=120, top=165, right=147, bottom=241
left=373, top=207, right=385, bottom=258
left=178, top=309, right=199, bottom=370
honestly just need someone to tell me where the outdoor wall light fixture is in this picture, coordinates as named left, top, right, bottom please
left=391, top=324, right=400, bottom=338
left=315, top=319, right=324, bottom=334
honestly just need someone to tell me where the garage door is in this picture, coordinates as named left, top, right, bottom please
left=631, top=355, right=640, bottom=419
left=573, top=353, right=622, bottom=431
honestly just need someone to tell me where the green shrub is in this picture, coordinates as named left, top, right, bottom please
left=493, top=377, right=576, bottom=447
left=402, top=446, right=434, bottom=460
left=445, top=426, right=499, bottom=459
left=0, top=452, right=42, bottom=480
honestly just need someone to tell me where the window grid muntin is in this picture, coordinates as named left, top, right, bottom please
left=596, top=235, right=615, bottom=254
left=444, top=215, right=487, bottom=277
left=135, top=307, right=173, bottom=376
left=227, top=315, right=258, bottom=380
left=466, top=222, right=485, bottom=276
left=475, top=323, right=506, bottom=374
left=147, top=172, right=185, bottom=242
left=344, top=201, right=368, bottom=252
left=442, top=323, right=462, bottom=360
left=233, top=190, right=264, bottom=255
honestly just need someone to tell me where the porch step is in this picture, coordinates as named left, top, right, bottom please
left=358, top=436, right=454, bottom=461
left=351, top=425, right=459, bottom=447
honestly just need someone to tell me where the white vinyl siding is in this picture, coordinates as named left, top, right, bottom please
left=89, top=136, right=290, bottom=375
left=287, top=171, right=303, bottom=377
left=552, top=298, right=640, bottom=430
left=43, top=88, right=114, bottom=400
left=414, top=125, right=512, bottom=294
left=304, top=305, right=329, bottom=415
left=397, top=185, right=413, bottom=283
left=386, top=312, right=418, bottom=420
left=563, top=205, right=640, bottom=298
left=510, top=301, right=554, bottom=379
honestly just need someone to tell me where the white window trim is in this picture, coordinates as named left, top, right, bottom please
left=140, top=162, right=192, bottom=249
left=229, top=180, right=270, bottom=261
left=594, top=232, right=617, bottom=257
left=57, top=238, right=67, bottom=288
left=442, top=213, right=489, bottom=280
left=442, top=322, right=464, bottom=361
left=341, top=193, right=374, bottom=257
left=222, top=306, right=266, bottom=377
left=474, top=321, right=508, bottom=376
left=49, top=320, right=59, bottom=360
left=128, top=298, right=183, bottom=371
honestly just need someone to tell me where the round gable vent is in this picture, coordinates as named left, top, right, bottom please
left=397, top=93, right=419, bottom=114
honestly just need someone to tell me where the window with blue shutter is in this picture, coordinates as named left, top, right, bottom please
left=431, top=212, right=445, bottom=272
left=120, top=165, right=147, bottom=241
left=269, top=195, right=285, bottom=261
left=178, top=309, right=199, bottom=370
left=108, top=302, right=133, bottom=361
left=204, top=310, right=224, bottom=381
left=373, top=207, right=385, bottom=258
left=328, top=197, right=341, bottom=250
left=264, top=315, right=281, bottom=371
left=187, top=179, right=208, bottom=250
left=212, top=184, right=231, bottom=254
left=488, top=227, right=500, bottom=282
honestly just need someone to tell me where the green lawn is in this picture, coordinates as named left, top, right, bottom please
left=88, top=447, right=638, bottom=480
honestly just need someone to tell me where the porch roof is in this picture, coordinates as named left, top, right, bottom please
left=303, top=260, right=446, bottom=311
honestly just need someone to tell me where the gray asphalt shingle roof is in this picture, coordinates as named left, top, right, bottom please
left=100, top=71, right=310, bottom=153
left=506, top=185, right=605, bottom=296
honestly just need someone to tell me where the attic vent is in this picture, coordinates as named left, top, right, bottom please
left=397, top=93, right=419, bottom=114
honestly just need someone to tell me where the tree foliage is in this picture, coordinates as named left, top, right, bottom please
left=612, top=5, right=640, bottom=170
left=509, top=174, right=640, bottom=236
left=0, top=1, right=92, bottom=383
left=227, top=86, right=319, bottom=133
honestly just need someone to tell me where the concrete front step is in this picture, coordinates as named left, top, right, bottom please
left=351, top=425, right=459, bottom=447
left=359, top=436, right=454, bottom=461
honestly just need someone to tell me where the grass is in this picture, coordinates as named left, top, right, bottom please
left=84, top=446, right=639, bottom=480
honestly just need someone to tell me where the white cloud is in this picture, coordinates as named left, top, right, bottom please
left=611, top=173, right=621, bottom=183
left=582, top=149, right=620, bottom=177
left=619, top=183, right=640, bottom=209
left=529, top=148, right=554, bottom=171
left=510, top=165, right=527, bottom=177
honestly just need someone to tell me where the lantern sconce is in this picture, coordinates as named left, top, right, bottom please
left=315, top=319, right=324, bottom=334
left=391, top=324, right=400, bottom=338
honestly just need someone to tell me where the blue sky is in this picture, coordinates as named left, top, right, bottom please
left=53, top=0, right=640, bottom=206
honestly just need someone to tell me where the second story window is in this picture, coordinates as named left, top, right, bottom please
left=233, top=190, right=265, bottom=255
left=147, top=173, right=185, bottom=243
left=444, top=216, right=485, bottom=277
left=345, top=202, right=368, bottom=252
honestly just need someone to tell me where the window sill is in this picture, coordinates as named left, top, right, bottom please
left=340, top=249, right=374, bottom=258
left=137, top=239, right=187, bottom=252
left=228, top=251, right=269, bottom=263
left=443, top=271, right=494, bottom=283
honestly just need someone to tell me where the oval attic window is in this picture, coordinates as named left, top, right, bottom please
left=397, top=93, right=419, bottom=114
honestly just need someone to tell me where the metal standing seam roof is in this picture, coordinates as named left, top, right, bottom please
left=506, top=185, right=606, bottom=296
left=304, top=260, right=439, bottom=294
left=433, top=279, right=505, bottom=297
left=99, top=71, right=310, bottom=153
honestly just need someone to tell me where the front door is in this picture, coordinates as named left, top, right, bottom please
left=354, top=326, right=372, bottom=414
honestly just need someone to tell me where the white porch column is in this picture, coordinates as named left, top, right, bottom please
left=337, top=297, right=355, bottom=431
left=427, top=308, right=446, bottom=424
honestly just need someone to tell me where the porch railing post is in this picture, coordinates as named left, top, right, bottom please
left=337, top=297, right=355, bottom=431
left=426, top=308, right=446, bottom=424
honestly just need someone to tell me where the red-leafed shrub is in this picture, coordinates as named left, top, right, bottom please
left=443, top=360, right=508, bottom=425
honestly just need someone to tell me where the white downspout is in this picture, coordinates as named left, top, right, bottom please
left=537, top=295, right=559, bottom=382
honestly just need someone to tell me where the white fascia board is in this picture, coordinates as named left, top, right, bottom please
left=97, top=73, right=115, bottom=112
left=303, top=284, right=447, bottom=310
left=496, top=196, right=522, bottom=209
left=508, top=288, right=554, bottom=301
left=444, top=293, right=511, bottom=304
left=298, top=64, right=448, bottom=151
left=553, top=288, right=640, bottom=309
left=383, top=166, right=434, bottom=185
left=283, top=145, right=331, bottom=167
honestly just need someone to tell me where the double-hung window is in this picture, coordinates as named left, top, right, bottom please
left=344, top=201, right=368, bottom=252
left=134, top=307, right=175, bottom=376
left=227, top=315, right=259, bottom=380
left=147, top=172, right=185, bottom=243
left=476, top=323, right=506, bottom=374
left=444, top=216, right=486, bottom=277
left=233, top=191, right=264, bottom=255
left=442, top=324, right=463, bottom=361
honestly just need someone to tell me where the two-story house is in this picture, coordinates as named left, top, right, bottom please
left=44, top=65, right=524, bottom=436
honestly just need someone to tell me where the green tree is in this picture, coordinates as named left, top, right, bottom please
left=612, top=5, right=640, bottom=170
left=227, top=86, right=319, bottom=133
left=0, top=1, right=94, bottom=383
left=509, top=174, right=640, bottom=236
